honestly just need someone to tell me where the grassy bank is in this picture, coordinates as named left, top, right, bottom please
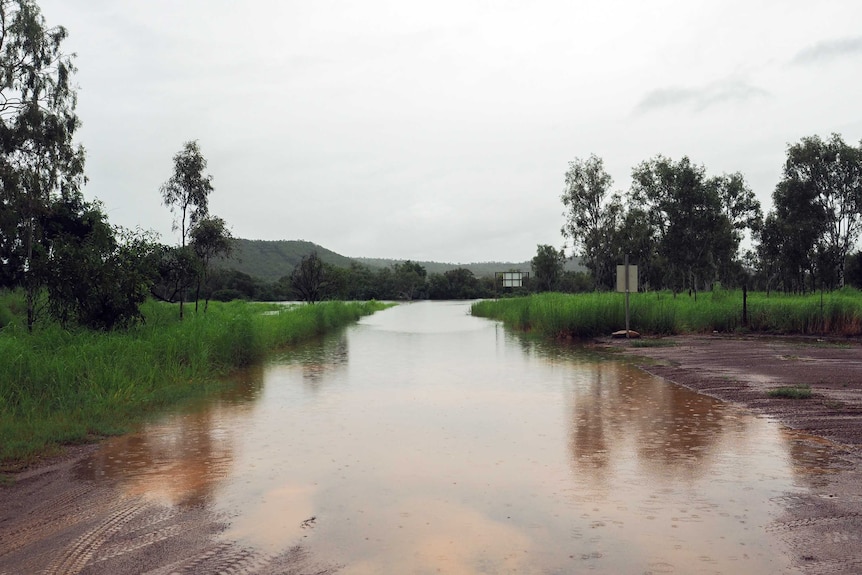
left=0, top=296, right=389, bottom=466
left=471, top=289, right=862, bottom=339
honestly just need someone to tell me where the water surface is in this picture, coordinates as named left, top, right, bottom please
left=82, top=301, right=828, bottom=573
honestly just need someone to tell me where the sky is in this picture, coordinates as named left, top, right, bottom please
left=37, top=0, right=862, bottom=264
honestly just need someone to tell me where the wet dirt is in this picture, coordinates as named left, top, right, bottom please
left=606, top=334, right=862, bottom=574
left=0, top=443, right=339, bottom=575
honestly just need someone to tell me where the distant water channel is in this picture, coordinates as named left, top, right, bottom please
left=82, top=301, right=826, bottom=573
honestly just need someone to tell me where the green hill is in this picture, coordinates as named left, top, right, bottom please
left=217, top=239, right=584, bottom=283
left=217, top=239, right=354, bottom=283
left=354, top=258, right=533, bottom=276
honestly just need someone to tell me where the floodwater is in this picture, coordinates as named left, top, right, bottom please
left=79, top=301, right=828, bottom=574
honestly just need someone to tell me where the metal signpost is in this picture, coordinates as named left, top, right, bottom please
left=615, top=255, right=638, bottom=338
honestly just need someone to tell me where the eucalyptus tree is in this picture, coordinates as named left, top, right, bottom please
left=561, top=154, right=618, bottom=289
left=160, top=140, right=213, bottom=318
left=160, top=140, right=213, bottom=249
left=772, top=134, right=862, bottom=288
left=630, top=156, right=758, bottom=295
left=0, top=0, right=86, bottom=329
left=190, top=215, right=232, bottom=312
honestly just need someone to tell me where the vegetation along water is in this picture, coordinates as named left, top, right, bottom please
left=471, top=288, right=862, bottom=338
left=0, top=293, right=389, bottom=467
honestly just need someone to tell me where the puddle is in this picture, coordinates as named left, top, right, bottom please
left=80, top=301, right=822, bottom=573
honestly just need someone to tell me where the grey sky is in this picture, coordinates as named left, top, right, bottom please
left=40, top=0, right=862, bottom=263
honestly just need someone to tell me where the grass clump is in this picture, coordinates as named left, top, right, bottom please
left=0, top=297, right=389, bottom=466
left=767, top=385, right=813, bottom=399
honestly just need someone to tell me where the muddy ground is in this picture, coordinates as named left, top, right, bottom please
left=604, top=334, right=862, bottom=574
left=2, top=335, right=862, bottom=574
left=0, top=442, right=340, bottom=575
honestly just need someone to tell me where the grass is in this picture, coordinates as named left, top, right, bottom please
left=471, top=288, right=862, bottom=339
left=0, top=295, right=390, bottom=467
left=767, top=385, right=813, bottom=399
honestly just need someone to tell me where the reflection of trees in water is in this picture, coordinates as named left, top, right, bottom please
left=273, top=331, right=349, bottom=391
left=75, top=367, right=265, bottom=506
left=563, top=360, right=727, bottom=486
left=503, top=331, right=729, bottom=485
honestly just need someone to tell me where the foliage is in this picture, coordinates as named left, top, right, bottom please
left=630, top=156, right=760, bottom=296
left=149, top=244, right=200, bottom=304
left=160, top=140, right=212, bottom=249
left=46, top=207, right=159, bottom=330
left=290, top=251, right=331, bottom=303
left=392, top=260, right=427, bottom=300
left=190, top=215, right=233, bottom=312
left=561, top=154, right=619, bottom=289
left=0, top=0, right=86, bottom=330
left=0, top=298, right=390, bottom=464
left=760, top=134, right=862, bottom=292
left=531, top=244, right=566, bottom=292
left=427, top=268, right=486, bottom=299
left=472, top=289, right=862, bottom=338
left=559, top=153, right=761, bottom=295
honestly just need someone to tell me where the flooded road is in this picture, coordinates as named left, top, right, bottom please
left=71, top=301, right=824, bottom=573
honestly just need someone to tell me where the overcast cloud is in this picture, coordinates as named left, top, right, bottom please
left=38, top=0, right=862, bottom=263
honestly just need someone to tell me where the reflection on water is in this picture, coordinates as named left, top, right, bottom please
left=81, top=301, right=835, bottom=573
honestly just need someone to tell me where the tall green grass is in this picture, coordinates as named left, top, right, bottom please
left=0, top=298, right=389, bottom=465
left=471, top=288, right=862, bottom=339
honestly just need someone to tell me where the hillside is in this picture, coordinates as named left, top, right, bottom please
left=217, top=239, right=583, bottom=283
left=353, top=258, right=533, bottom=276
left=217, top=239, right=354, bottom=283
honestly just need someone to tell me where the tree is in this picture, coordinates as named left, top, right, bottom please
left=561, top=154, right=617, bottom=289
left=771, top=134, right=862, bottom=289
left=160, top=140, right=213, bottom=318
left=613, top=206, right=656, bottom=290
left=0, top=0, right=86, bottom=330
left=427, top=268, right=483, bottom=299
left=46, top=203, right=159, bottom=330
left=150, top=245, right=200, bottom=305
left=189, top=215, right=232, bottom=312
left=531, top=244, right=565, bottom=292
left=392, top=260, right=427, bottom=300
left=290, top=251, right=329, bottom=303
left=630, top=156, right=758, bottom=295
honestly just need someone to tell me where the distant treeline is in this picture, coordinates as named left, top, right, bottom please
left=205, top=256, right=594, bottom=302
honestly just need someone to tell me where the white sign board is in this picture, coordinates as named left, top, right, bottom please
left=500, top=271, right=526, bottom=288
left=616, top=264, right=638, bottom=293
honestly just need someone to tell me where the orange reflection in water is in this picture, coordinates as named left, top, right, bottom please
left=77, top=365, right=264, bottom=506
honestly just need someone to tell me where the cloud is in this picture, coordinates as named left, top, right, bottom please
left=634, top=79, right=768, bottom=114
left=792, top=36, right=862, bottom=65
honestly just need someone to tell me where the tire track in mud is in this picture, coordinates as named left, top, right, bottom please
left=766, top=512, right=862, bottom=533
left=0, top=484, right=106, bottom=559
left=146, top=542, right=272, bottom=575
left=43, top=498, right=146, bottom=575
